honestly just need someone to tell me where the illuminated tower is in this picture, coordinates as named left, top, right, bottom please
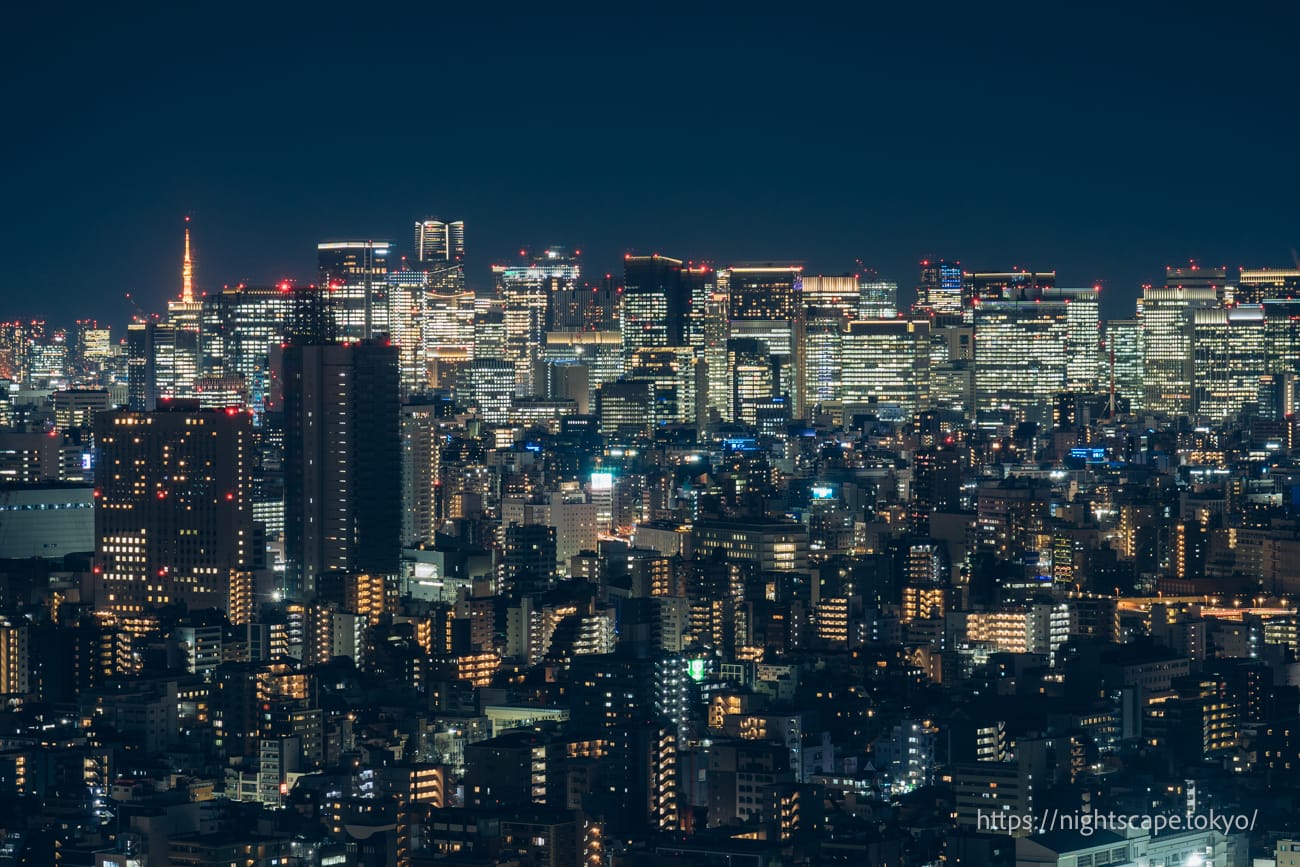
left=167, top=217, right=203, bottom=397
left=1236, top=267, right=1300, bottom=304
left=386, top=268, right=429, bottom=396
left=182, top=218, right=194, bottom=303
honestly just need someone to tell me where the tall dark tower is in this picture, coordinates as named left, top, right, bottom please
left=283, top=341, right=401, bottom=599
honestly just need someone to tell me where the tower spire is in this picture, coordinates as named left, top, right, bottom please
left=182, top=216, right=194, bottom=303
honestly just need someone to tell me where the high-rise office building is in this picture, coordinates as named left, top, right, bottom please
left=1063, top=287, right=1102, bottom=392
left=1264, top=299, right=1300, bottom=379
left=94, top=403, right=256, bottom=621
left=841, top=319, right=930, bottom=418
left=1142, top=265, right=1225, bottom=415
left=858, top=276, right=898, bottom=319
left=726, top=264, right=801, bottom=322
left=691, top=269, right=730, bottom=422
left=973, top=289, right=1098, bottom=425
left=625, top=346, right=699, bottom=425
left=282, top=341, right=401, bottom=599
left=1104, top=319, right=1144, bottom=414
left=544, top=331, right=623, bottom=409
left=798, top=307, right=847, bottom=414
left=800, top=275, right=858, bottom=319
left=413, top=219, right=465, bottom=264
left=386, top=269, right=429, bottom=396
left=1193, top=306, right=1267, bottom=422
left=622, top=254, right=687, bottom=358
left=915, top=260, right=962, bottom=314
left=317, top=241, right=392, bottom=343
left=473, top=298, right=507, bottom=360
left=413, top=218, right=468, bottom=311
left=74, top=319, right=113, bottom=367
left=424, top=286, right=476, bottom=390
left=1262, top=299, right=1300, bottom=417
left=1236, top=268, right=1300, bottom=305
left=494, top=248, right=581, bottom=396
left=26, top=331, right=69, bottom=388
left=965, top=269, right=1056, bottom=305
left=200, top=286, right=294, bottom=418
left=127, top=321, right=196, bottom=411
left=469, top=358, right=516, bottom=423
left=683, top=264, right=716, bottom=348
left=597, top=380, right=654, bottom=438
left=729, top=338, right=776, bottom=425
left=401, top=400, right=441, bottom=547
left=724, top=265, right=801, bottom=420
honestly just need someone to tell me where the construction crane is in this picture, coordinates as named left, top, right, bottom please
left=123, top=292, right=147, bottom=323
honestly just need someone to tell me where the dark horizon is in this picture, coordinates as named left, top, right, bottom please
left=3, top=6, right=1298, bottom=327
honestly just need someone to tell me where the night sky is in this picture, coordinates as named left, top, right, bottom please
left=3, top=6, right=1298, bottom=326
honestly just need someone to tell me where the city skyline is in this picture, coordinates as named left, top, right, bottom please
left=5, top=8, right=1300, bottom=864
left=14, top=211, right=1300, bottom=332
left=3, top=8, right=1298, bottom=323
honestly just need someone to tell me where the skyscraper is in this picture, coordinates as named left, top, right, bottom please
left=1236, top=267, right=1300, bottom=305
left=317, top=241, right=392, bottom=343
left=94, top=402, right=256, bottom=621
left=1104, top=319, right=1144, bottom=414
left=424, top=285, right=476, bottom=389
left=1193, top=305, right=1266, bottom=422
left=386, top=268, right=429, bottom=396
left=973, top=289, right=1098, bottom=425
left=724, top=264, right=802, bottom=419
left=401, top=399, right=441, bottom=547
left=494, top=248, right=581, bottom=396
left=625, top=346, right=699, bottom=425
left=797, top=307, right=846, bottom=414
left=841, top=319, right=930, bottom=418
left=1142, top=265, right=1225, bottom=415
left=413, top=219, right=465, bottom=264
left=544, top=330, right=623, bottom=409
left=857, top=275, right=898, bottom=319
left=800, top=275, right=858, bottom=319
left=200, top=285, right=294, bottom=419
left=726, top=264, right=801, bottom=322
left=915, top=260, right=962, bottom=314
left=622, top=254, right=687, bottom=358
left=127, top=321, right=195, bottom=411
left=282, top=341, right=401, bottom=598
left=965, top=269, right=1056, bottom=305
left=469, top=358, right=515, bottom=423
